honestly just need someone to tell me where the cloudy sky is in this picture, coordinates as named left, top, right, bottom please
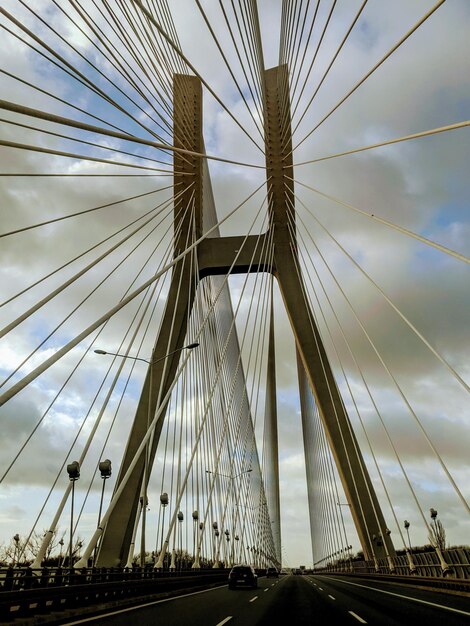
left=0, top=0, right=469, bottom=567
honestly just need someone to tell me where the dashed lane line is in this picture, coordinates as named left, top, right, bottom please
left=249, top=596, right=258, bottom=603
left=327, top=576, right=470, bottom=618
left=264, top=588, right=269, bottom=592
left=215, top=618, right=233, bottom=626
left=328, top=595, right=336, bottom=600
left=349, top=611, right=367, bottom=624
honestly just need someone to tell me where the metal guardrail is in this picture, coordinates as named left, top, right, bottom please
left=0, top=567, right=232, bottom=622
left=313, top=547, right=470, bottom=580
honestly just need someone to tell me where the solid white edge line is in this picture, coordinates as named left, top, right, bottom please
left=249, top=595, right=258, bottom=602
left=349, top=610, right=367, bottom=624
left=216, top=617, right=233, bottom=626
left=327, top=576, right=470, bottom=617
left=61, top=584, right=228, bottom=625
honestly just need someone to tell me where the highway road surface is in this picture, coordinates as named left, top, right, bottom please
left=61, top=573, right=470, bottom=625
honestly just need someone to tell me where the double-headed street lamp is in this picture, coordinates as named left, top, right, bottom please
left=94, top=342, right=199, bottom=568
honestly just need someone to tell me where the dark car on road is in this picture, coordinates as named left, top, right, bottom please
left=228, top=565, right=258, bottom=589
left=266, top=567, right=278, bottom=578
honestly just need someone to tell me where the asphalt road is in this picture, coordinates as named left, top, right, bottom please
left=60, top=574, right=470, bottom=625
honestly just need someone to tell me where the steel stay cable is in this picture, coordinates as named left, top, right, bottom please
left=282, top=0, right=310, bottom=122
left=60, top=0, right=175, bottom=137
left=18, top=214, right=182, bottom=564
left=113, top=0, right=194, bottom=142
left=18, top=0, right=174, bottom=145
left=0, top=100, right=264, bottom=170
left=33, top=266, right=169, bottom=564
left=278, top=0, right=311, bottom=126
left=73, top=311, right=204, bottom=568
left=0, top=116, right=174, bottom=170
left=0, top=63, right=131, bottom=137
left=290, top=0, right=369, bottom=140
left=0, top=186, right=188, bottom=338
left=0, top=208, right=189, bottom=520
left=194, top=0, right=264, bottom=141
left=129, top=0, right=265, bottom=154
left=291, top=210, right=399, bottom=561
left=0, top=186, right=168, bottom=239
left=294, top=214, right=408, bottom=550
left=1, top=194, right=190, bottom=391
left=0, top=184, right=181, bottom=308
left=292, top=120, right=470, bottom=167
left=155, top=199, right=271, bottom=569
left=193, top=203, right=273, bottom=564
left=0, top=7, right=167, bottom=144
left=278, top=0, right=287, bottom=66
left=0, top=173, right=171, bottom=177
left=0, top=138, right=177, bottom=174
left=235, top=0, right=264, bottom=108
left=293, top=192, right=469, bottom=392
left=0, top=180, right=266, bottom=407
left=248, top=0, right=266, bottom=96
left=290, top=195, right=469, bottom=518
left=283, top=0, right=338, bottom=141
left=293, top=216, right=425, bottom=554
left=127, top=1, right=182, bottom=86
left=284, top=210, right=377, bottom=561
left=291, top=177, right=469, bottom=264
left=217, top=0, right=264, bottom=125
left=82, top=0, right=176, bottom=133
left=285, top=0, right=303, bottom=72
left=287, top=0, right=312, bottom=96
left=237, top=239, right=277, bottom=537
left=290, top=0, right=448, bottom=154
left=229, top=0, right=263, bottom=116
left=289, top=0, right=322, bottom=103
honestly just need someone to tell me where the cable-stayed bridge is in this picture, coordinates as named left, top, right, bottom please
left=0, top=0, right=469, bottom=623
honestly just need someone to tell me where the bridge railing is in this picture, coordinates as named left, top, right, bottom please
left=0, top=566, right=233, bottom=622
left=314, top=547, right=470, bottom=579
left=0, top=565, right=230, bottom=592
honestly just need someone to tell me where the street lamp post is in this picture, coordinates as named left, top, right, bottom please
left=403, top=520, right=417, bottom=574
left=192, top=510, right=198, bottom=564
left=13, top=533, right=20, bottom=566
left=94, top=459, right=111, bottom=567
left=66, top=461, right=80, bottom=569
left=94, top=342, right=198, bottom=570
left=404, top=520, right=412, bottom=552
left=429, top=507, right=451, bottom=575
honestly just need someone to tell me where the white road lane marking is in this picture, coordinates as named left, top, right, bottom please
left=318, top=587, right=323, bottom=591
left=327, top=576, right=470, bottom=618
left=216, top=617, right=233, bottom=626
left=60, top=584, right=227, bottom=625
left=249, top=596, right=258, bottom=603
left=264, top=588, right=269, bottom=592
left=328, top=595, right=336, bottom=600
left=349, top=611, right=367, bottom=623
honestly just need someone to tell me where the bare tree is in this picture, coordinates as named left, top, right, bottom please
left=429, top=519, right=446, bottom=551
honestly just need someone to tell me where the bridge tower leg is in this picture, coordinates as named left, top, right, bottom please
left=97, top=75, right=203, bottom=567
left=264, top=65, right=394, bottom=561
